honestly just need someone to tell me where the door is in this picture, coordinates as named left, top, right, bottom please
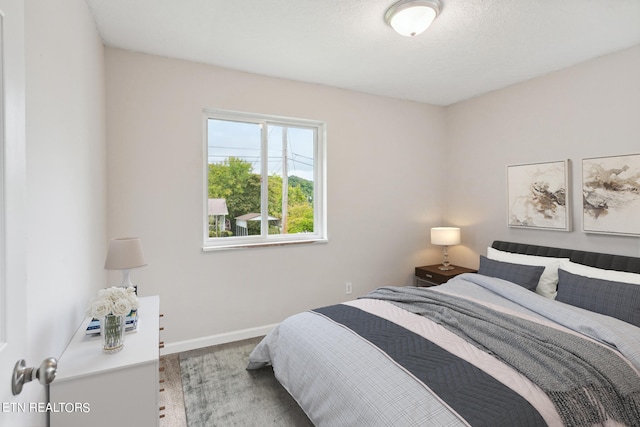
left=0, top=0, right=28, bottom=421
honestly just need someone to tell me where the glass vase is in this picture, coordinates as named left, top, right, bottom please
left=101, top=314, right=125, bottom=354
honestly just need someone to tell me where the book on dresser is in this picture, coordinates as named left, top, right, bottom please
left=85, top=309, right=138, bottom=335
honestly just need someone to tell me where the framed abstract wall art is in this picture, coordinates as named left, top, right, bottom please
left=507, top=160, right=571, bottom=231
left=582, top=153, right=640, bottom=236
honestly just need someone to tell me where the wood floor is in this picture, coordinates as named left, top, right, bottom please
left=159, top=353, right=188, bottom=426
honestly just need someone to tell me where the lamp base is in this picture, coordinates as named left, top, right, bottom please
left=120, top=269, right=138, bottom=294
left=439, top=246, right=454, bottom=271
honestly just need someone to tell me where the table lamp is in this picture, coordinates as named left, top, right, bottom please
left=104, top=237, right=147, bottom=292
left=431, top=227, right=460, bottom=271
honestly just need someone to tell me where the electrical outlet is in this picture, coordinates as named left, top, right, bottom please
left=345, top=282, right=352, bottom=295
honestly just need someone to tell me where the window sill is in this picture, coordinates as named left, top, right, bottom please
left=202, top=238, right=328, bottom=252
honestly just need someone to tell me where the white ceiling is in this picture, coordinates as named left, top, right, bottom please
left=85, top=0, right=640, bottom=106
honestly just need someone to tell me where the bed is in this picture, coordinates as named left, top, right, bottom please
left=247, top=241, right=640, bottom=426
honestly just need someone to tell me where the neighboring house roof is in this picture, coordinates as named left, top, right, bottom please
left=208, top=198, right=228, bottom=216
left=235, top=213, right=279, bottom=221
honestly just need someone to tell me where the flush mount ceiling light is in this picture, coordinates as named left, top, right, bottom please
left=384, top=0, right=442, bottom=37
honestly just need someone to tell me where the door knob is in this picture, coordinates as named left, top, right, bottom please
left=11, top=357, right=58, bottom=396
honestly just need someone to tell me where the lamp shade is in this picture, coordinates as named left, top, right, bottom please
left=104, top=237, right=147, bottom=270
left=385, top=0, right=441, bottom=37
left=431, top=227, right=460, bottom=246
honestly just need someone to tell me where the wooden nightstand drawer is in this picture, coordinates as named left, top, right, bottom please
left=415, top=264, right=477, bottom=286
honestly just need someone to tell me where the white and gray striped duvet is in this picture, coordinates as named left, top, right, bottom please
left=248, top=274, right=640, bottom=426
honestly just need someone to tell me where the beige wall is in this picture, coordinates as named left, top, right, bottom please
left=105, top=48, right=446, bottom=351
left=24, top=0, right=106, bottom=421
left=106, top=44, right=640, bottom=352
left=445, top=45, right=640, bottom=268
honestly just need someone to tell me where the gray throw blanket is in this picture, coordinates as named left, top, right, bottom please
left=363, top=286, right=640, bottom=427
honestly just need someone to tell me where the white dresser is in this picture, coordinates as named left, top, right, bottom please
left=50, top=296, right=161, bottom=427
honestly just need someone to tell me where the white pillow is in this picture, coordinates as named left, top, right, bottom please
left=559, top=260, right=640, bottom=285
left=487, top=247, right=570, bottom=299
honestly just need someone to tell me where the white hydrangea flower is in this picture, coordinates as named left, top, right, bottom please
left=126, top=287, right=140, bottom=310
left=87, top=286, right=139, bottom=318
left=88, top=299, right=111, bottom=318
left=112, top=299, right=132, bottom=316
left=107, top=286, right=126, bottom=302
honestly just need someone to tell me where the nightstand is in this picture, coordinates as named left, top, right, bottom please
left=415, top=264, right=477, bottom=287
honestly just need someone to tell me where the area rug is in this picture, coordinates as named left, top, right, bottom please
left=180, top=337, right=313, bottom=427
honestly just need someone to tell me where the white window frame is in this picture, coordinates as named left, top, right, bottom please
left=203, top=109, right=327, bottom=250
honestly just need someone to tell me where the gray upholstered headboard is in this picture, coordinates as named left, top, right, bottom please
left=491, top=241, right=640, bottom=274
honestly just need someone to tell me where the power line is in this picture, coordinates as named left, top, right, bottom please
left=207, top=155, right=313, bottom=168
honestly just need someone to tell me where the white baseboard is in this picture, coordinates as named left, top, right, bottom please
left=161, top=323, right=279, bottom=355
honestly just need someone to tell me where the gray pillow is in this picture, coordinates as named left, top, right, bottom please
left=478, top=256, right=544, bottom=291
left=557, top=269, right=640, bottom=327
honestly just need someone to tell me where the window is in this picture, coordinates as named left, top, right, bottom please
left=203, top=109, right=327, bottom=250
